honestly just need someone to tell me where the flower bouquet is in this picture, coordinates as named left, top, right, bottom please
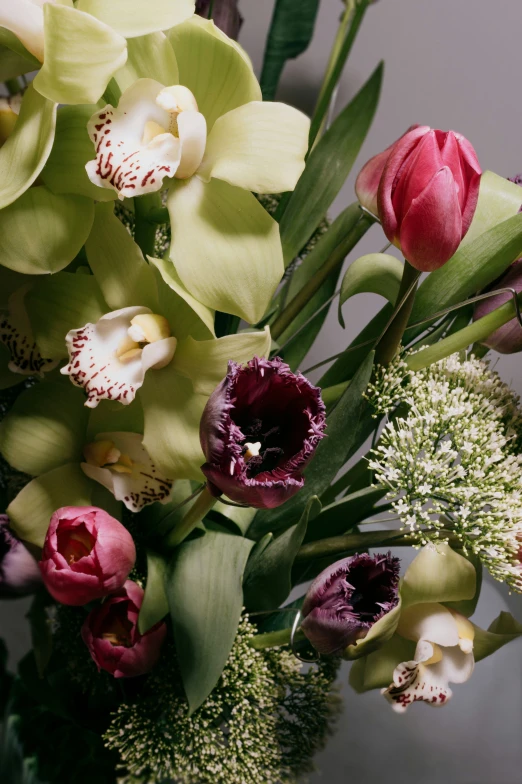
left=1, top=0, right=522, bottom=781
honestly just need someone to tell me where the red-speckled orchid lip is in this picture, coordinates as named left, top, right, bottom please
left=61, top=305, right=177, bottom=409
left=85, top=79, right=207, bottom=200
left=0, top=285, right=58, bottom=377
left=199, top=356, right=326, bottom=509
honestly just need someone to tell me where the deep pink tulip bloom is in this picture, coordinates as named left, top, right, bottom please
left=473, top=258, right=522, bottom=353
left=81, top=581, right=166, bottom=678
left=301, top=552, right=400, bottom=656
left=0, top=514, right=41, bottom=598
left=200, top=357, right=326, bottom=509
left=39, top=506, right=136, bottom=606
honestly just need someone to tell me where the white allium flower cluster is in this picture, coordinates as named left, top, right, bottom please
left=367, top=353, right=522, bottom=592
left=105, top=615, right=340, bottom=784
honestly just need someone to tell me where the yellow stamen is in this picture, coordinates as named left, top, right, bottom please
left=83, top=440, right=121, bottom=467
left=116, top=334, right=141, bottom=359
left=129, top=313, right=171, bottom=343
left=423, top=642, right=443, bottom=666
left=118, top=347, right=143, bottom=363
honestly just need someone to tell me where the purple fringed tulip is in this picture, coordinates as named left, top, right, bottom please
left=195, top=0, right=243, bottom=40
left=473, top=258, right=522, bottom=353
left=200, top=357, right=326, bottom=509
left=0, top=514, right=41, bottom=598
left=301, top=552, right=400, bottom=656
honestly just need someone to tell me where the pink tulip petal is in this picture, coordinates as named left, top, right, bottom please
left=394, top=131, right=443, bottom=223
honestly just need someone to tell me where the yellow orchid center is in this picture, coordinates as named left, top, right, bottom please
left=448, top=609, right=475, bottom=653
left=83, top=440, right=134, bottom=475
left=117, top=313, right=172, bottom=362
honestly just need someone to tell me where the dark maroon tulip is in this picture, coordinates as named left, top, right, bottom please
left=81, top=581, right=166, bottom=678
left=473, top=259, right=522, bottom=353
left=195, top=0, right=242, bottom=40
left=39, top=506, right=136, bottom=606
left=0, top=514, right=41, bottom=598
left=200, top=357, right=326, bottom=509
left=301, top=552, right=400, bottom=656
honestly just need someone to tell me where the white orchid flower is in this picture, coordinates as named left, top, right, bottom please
left=0, top=0, right=54, bottom=62
left=60, top=306, right=177, bottom=408
left=0, top=285, right=58, bottom=377
left=81, top=431, right=173, bottom=512
left=382, top=603, right=475, bottom=712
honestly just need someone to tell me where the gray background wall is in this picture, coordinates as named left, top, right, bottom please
left=2, top=2, right=522, bottom=782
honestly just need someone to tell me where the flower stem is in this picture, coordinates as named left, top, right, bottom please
left=374, top=260, right=420, bottom=366
left=134, top=193, right=162, bottom=258
left=248, top=628, right=292, bottom=650
left=270, top=213, right=374, bottom=340
left=165, top=486, right=217, bottom=548
left=295, top=529, right=460, bottom=561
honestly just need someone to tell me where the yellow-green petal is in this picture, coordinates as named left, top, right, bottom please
left=149, top=255, right=215, bottom=340
left=168, top=177, right=283, bottom=323
left=77, top=0, right=195, bottom=39
left=0, top=186, right=94, bottom=275
left=0, top=84, right=56, bottom=210
left=115, top=32, right=178, bottom=93
left=33, top=3, right=127, bottom=105
left=167, top=16, right=261, bottom=131
left=199, top=101, right=309, bottom=194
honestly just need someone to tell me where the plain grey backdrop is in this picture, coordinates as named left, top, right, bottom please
left=2, top=2, right=522, bottom=782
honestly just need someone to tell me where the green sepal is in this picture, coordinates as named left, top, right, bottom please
left=473, top=611, right=522, bottom=662
left=400, top=542, right=477, bottom=608
left=343, top=599, right=402, bottom=661
left=115, top=31, right=178, bottom=93
left=149, top=256, right=215, bottom=340
left=349, top=634, right=415, bottom=693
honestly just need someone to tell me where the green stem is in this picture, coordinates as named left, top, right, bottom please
left=271, top=214, right=374, bottom=340
left=249, top=628, right=292, bottom=650
left=165, top=486, right=217, bottom=548
left=147, top=207, right=170, bottom=224
left=375, top=260, right=420, bottom=366
left=134, top=193, right=162, bottom=258
left=295, top=529, right=460, bottom=562
left=5, top=78, right=21, bottom=95
left=406, top=295, right=521, bottom=371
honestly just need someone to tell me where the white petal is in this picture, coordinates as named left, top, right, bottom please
left=176, top=110, right=207, bottom=179
left=0, top=0, right=47, bottom=61
left=141, top=337, right=177, bottom=371
left=398, top=603, right=460, bottom=648
left=85, top=78, right=181, bottom=199
left=429, top=644, right=475, bottom=685
left=81, top=431, right=173, bottom=512
left=0, top=285, right=58, bottom=377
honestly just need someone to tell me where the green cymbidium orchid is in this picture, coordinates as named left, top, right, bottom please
left=85, top=16, right=310, bottom=322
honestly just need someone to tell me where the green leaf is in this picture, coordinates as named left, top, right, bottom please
left=211, top=502, right=257, bottom=536
left=33, top=3, right=127, bottom=105
left=473, top=611, right=522, bottom=662
left=149, top=256, right=215, bottom=340
left=77, top=0, right=195, bottom=38
left=401, top=543, right=477, bottom=608
left=0, top=382, right=88, bottom=476
left=460, top=170, right=522, bottom=248
left=41, top=105, right=117, bottom=202
left=25, top=271, right=107, bottom=360
left=86, top=204, right=158, bottom=311
left=115, top=31, right=179, bottom=93
left=168, top=177, right=284, bottom=324
left=279, top=63, right=383, bottom=266
left=259, top=0, right=320, bottom=101
left=0, top=84, right=56, bottom=210
left=249, top=351, right=375, bottom=537
left=138, top=551, right=169, bottom=634
left=0, top=186, right=94, bottom=275
left=338, top=253, right=403, bottom=327
left=243, top=496, right=319, bottom=612
left=166, top=529, right=254, bottom=713
left=305, top=485, right=387, bottom=542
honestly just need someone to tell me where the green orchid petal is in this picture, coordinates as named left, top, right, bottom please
left=148, top=256, right=215, bottom=340
left=473, top=611, right=522, bottom=662
left=199, top=101, right=309, bottom=194
left=401, top=543, right=477, bottom=609
left=462, top=171, right=522, bottom=248
left=8, top=463, right=111, bottom=548
left=167, top=16, right=261, bottom=131
left=41, top=105, right=117, bottom=201
left=0, top=344, right=22, bottom=391
left=86, top=398, right=144, bottom=441
left=77, top=0, right=194, bottom=38
left=0, top=41, right=38, bottom=81
left=141, top=366, right=206, bottom=480
left=172, top=327, right=271, bottom=395
left=0, top=186, right=94, bottom=275
left=33, top=3, right=127, bottom=105
left=115, top=32, right=178, bottom=93
left=25, top=271, right=107, bottom=359
left=0, top=28, right=40, bottom=68
left=349, top=634, right=416, bottom=693
left=86, top=204, right=158, bottom=311
left=168, top=177, right=283, bottom=323
left=0, top=268, right=29, bottom=307
left=0, top=381, right=88, bottom=476
left=0, top=84, right=56, bottom=210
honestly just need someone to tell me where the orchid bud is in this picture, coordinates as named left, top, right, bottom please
left=0, top=514, right=41, bottom=598
left=200, top=357, right=326, bottom=509
left=195, top=0, right=243, bottom=40
left=301, top=553, right=400, bottom=656
left=81, top=581, right=166, bottom=678
left=473, top=258, right=522, bottom=353
left=39, top=506, right=136, bottom=606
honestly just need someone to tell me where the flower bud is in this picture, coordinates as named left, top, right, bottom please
left=195, top=0, right=243, bottom=40
left=39, top=506, right=136, bottom=606
left=301, top=552, right=400, bottom=655
left=81, top=581, right=166, bottom=678
left=473, top=258, right=522, bottom=353
left=0, top=514, right=41, bottom=598
left=200, top=357, right=326, bottom=509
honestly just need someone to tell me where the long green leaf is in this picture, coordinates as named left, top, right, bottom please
left=259, top=0, right=320, bottom=101
left=279, top=62, right=383, bottom=266
left=304, top=485, right=386, bottom=542
left=166, top=530, right=254, bottom=714
left=249, top=351, right=374, bottom=538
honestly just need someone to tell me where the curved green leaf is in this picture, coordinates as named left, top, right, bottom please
left=77, top=0, right=195, bottom=38
left=0, top=84, right=56, bottom=210
left=338, top=253, right=403, bottom=327
left=460, top=170, right=522, bottom=248
left=0, top=186, right=94, bottom=275
left=115, top=32, right=178, bottom=92
left=138, top=551, right=169, bottom=634
left=166, top=529, right=254, bottom=713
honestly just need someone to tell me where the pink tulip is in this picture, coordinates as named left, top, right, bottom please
left=81, top=581, right=166, bottom=678
left=39, top=506, right=136, bottom=606
left=356, top=126, right=481, bottom=272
